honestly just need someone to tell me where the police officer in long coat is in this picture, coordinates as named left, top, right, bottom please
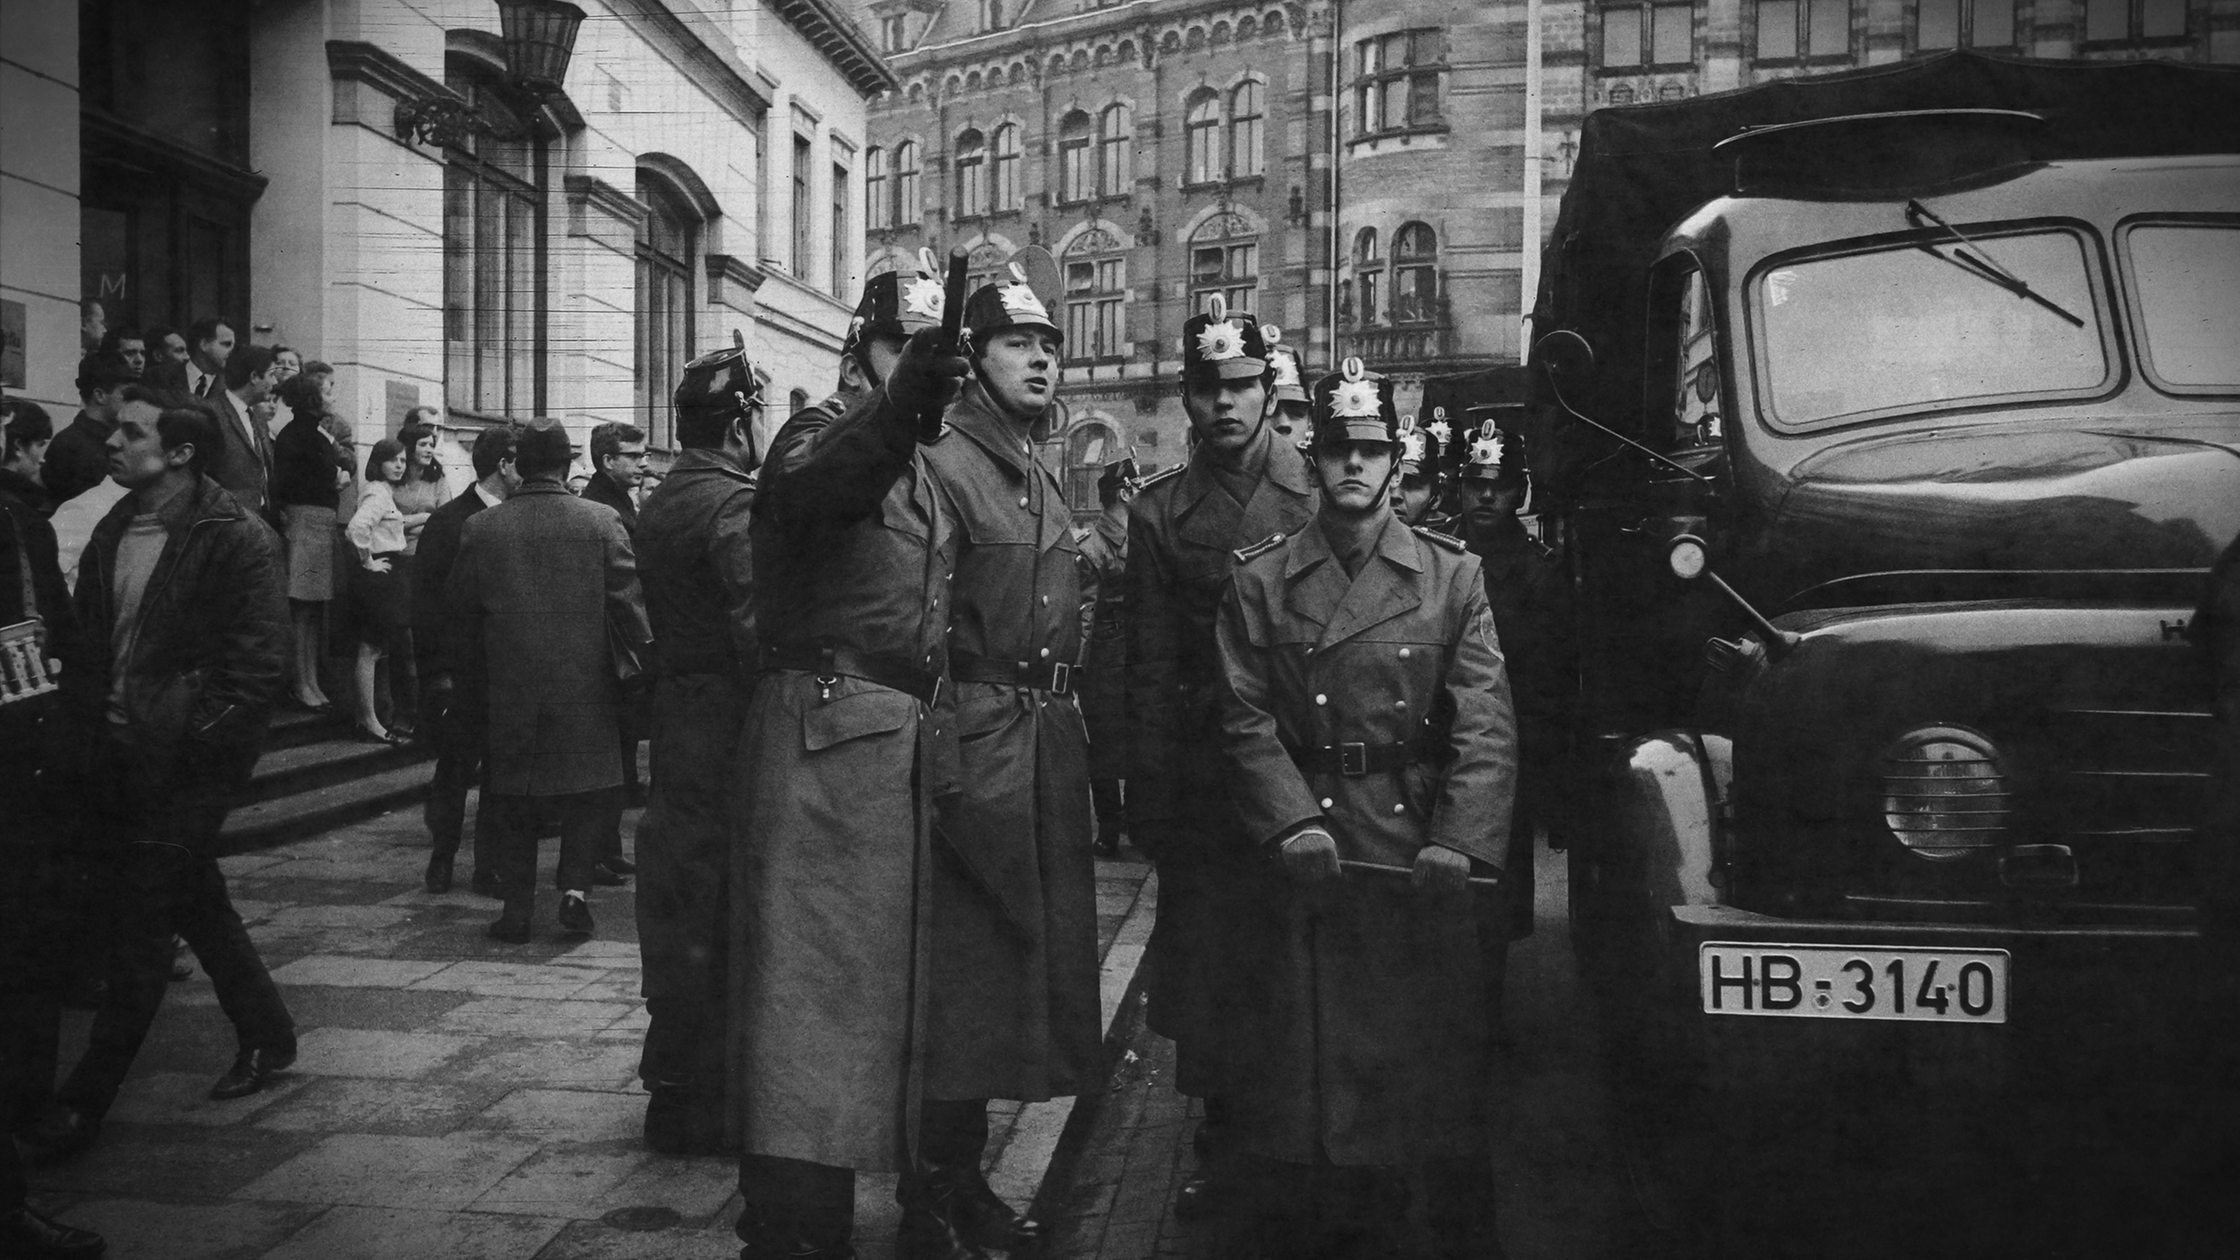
left=1076, top=456, right=1136, bottom=855
left=1124, top=299, right=1316, bottom=1214
left=1215, top=360, right=1518, bottom=1259
left=729, top=270, right=968, bottom=1260
left=908, top=270, right=1103, bottom=1258
left=632, top=343, right=760, bottom=1155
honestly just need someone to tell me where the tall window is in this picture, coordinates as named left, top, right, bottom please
left=1392, top=222, right=1437, bottom=323
left=867, top=146, right=889, bottom=229
left=1058, top=111, right=1093, bottom=203
left=1352, top=227, right=1381, bottom=324
left=979, top=0, right=1005, bottom=30
left=992, top=123, right=1021, bottom=211
left=1756, top=0, right=1850, bottom=60
left=1916, top=0, right=2015, bottom=47
left=1355, top=29, right=1447, bottom=137
left=895, top=141, right=920, bottom=223
left=635, top=174, right=696, bottom=449
left=1185, top=90, right=1221, bottom=185
left=1098, top=104, right=1132, bottom=198
left=2084, top=0, right=2186, bottom=42
left=792, top=135, right=813, bottom=276
left=881, top=14, right=907, bottom=52
left=443, top=69, right=545, bottom=418
left=1063, top=229, right=1126, bottom=361
left=1066, top=421, right=1119, bottom=512
left=1229, top=82, right=1263, bottom=178
left=831, top=162, right=849, bottom=295
left=965, top=243, right=1009, bottom=294
left=1604, top=3, right=1695, bottom=67
left=1190, top=213, right=1258, bottom=314
left=955, top=129, right=987, bottom=218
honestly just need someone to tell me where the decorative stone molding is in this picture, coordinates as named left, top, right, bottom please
left=566, top=175, right=649, bottom=255
left=326, top=39, right=458, bottom=142
left=706, top=254, right=769, bottom=311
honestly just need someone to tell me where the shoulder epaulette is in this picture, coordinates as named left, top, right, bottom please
left=1232, top=530, right=1291, bottom=565
left=1412, top=524, right=1468, bottom=554
left=1137, top=464, right=1184, bottom=490
left=1070, top=525, right=1092, bottom=544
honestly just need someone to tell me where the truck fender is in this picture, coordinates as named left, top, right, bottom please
left=1610, top=730, right=1734, bottom=913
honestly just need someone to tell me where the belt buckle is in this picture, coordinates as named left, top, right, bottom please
left=1338, top=742, right=1369, bottom=776
left=1050, top=661, right=1072, bottom=695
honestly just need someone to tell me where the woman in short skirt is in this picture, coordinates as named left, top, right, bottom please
left=272, top=374, right=350, bottom=711
left=346, top=438, right=412, bottom=744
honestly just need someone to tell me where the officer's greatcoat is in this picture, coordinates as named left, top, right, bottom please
left=1214, top=512, right=1519, bottom=1164
left=1472, top=516, right=1577, bottom=938
left=917, top=382, right=1102, bottom=1103
left=1122, top=431, right=1315, bottom=1093
left=1075, top=512, right=1128, bottom=780
left=731, top=387, right=957, bottom=1174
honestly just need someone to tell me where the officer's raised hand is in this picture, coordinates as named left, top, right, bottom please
left=1278, top=826, right=1342, bottom=887
left=887, top=327, right=970, bottom=441
left=1411, top=844, right=1475, bottom=900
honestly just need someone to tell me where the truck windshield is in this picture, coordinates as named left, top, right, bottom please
left=1754, top=228, right=2108, bottom=429
left=2125, top=222, right=2240, bottom=392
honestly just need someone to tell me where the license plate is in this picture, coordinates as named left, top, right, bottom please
left=1699, top=942, right=2010, bottom=1024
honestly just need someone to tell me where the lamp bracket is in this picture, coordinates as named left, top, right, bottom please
left=395, top=97, right=482, bottom=148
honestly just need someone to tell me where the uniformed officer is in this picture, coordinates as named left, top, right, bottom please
left=1124, top=295, right=1317, bottom=1218
left=1392, top=412, right=1450, bottom=531
left=1077, top=455, right=1138, bottom=856
left=633, top=340, right=761, bottom=1155
left=909, top=266, right=1103, bottom=1259
left=1214, top=359, right=1518, bottom=1260
left=729, top=267, right=969, bottom=1260
left=1456, top=409, right=1578, bottom=1031
left=1266, top=336, right=1312, bottom=441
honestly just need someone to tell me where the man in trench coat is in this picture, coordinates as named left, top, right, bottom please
left=1124, top=298, right=1317, bottom=1215
left=1214, top=360, right=1518, bottom=1260
left=730, top=269, right=969, bottom=1260
left=446, top=417, right=651, bottom=942
left=909, top=270, right=1102, bottom=1258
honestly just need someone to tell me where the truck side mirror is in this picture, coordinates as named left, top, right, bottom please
left=1533, top=329, right=1596, bottom=381
left=1667, top=534, right=1798, bottom=660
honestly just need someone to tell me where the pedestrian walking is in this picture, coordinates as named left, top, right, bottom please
left=445, top=417, right=651, bottom=943
left=632, top=345, right=760, bottom=1156
left=345, top=437, right=413, bottom=744
left=271, top=373, right=348, bottom=713
left=581, top=420, right=651, bottom=877
left=730, top=267, right=966, bottom=1260
left=909, top=269, right=1104, bottom=1258
left=22, top=388, right=297, bottom=1164
left=1213, top=359, right=1518, bottom=1260
left=1123, top=296, right=1316, bottom=1218
left=1077, top=456, right=1137, bottom=856
left=413, top=424, right=521, bottom=896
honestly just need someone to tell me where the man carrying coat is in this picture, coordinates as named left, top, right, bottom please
left=1214, top=359, right=1518, bottom=1260
left=1124, top=297, right=1316, bottom=1217
left=632, top=344, right=760, bottom=1156
left=910, top=269, right=1102, bottom=1258
left=446, top=417, right=651, bottom=943
left=731, top=269, right=968, bottom=1260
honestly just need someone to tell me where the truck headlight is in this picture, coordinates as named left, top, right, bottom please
left=1880, top=726, right=2010, bottom=861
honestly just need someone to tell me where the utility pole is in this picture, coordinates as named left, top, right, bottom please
left=1520, top=0, right=1543, bottom=364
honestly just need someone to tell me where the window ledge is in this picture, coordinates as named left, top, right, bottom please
left=1597, top=62, right=1698, bottom=76
left=1347, top=125, right=1449, bottom=150
left=2079, top=36, right=2195, bottom=52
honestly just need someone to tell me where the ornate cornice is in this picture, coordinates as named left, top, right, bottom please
left=325, top=39, right=454, bottom=107
left=706, top=254, right=769, bottom=310
left=606, top=0, right=771, bottom=127
left=565, top=175, right=650, bottom=230
left=768, top=0, right=901, bottom=98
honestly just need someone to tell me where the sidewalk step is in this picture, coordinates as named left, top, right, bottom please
left=265, top=708, right=348, bottom=751
left=251, top=733, right=429, bottom=800
left=219, top=760, right=430, bottom=856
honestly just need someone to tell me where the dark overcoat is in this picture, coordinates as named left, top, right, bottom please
left=917, top=383, right=1102, bottom=1104
left=1214, top=512, right=1518, bottom=1165
left=444, top=481, right=649, bottom=797
left=1075, top=512, right=1128, bottom=779
left=1121, top=429, right=1316, bottom=1092
left=732, top=387, right=955, bottom=1173
left=1472, top=518, right=1578, bottom=938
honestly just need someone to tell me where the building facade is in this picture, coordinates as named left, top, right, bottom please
left=2, top=0, right=893, bottom=465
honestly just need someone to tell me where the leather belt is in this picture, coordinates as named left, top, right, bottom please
left=760, top=644, right=941, bottom=706
left=949, top=650, right=1074, bottom=696
left=1288, top=738, right=1438, bottom=777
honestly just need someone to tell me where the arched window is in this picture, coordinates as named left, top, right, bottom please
left=1229, top=81, right=1263, bottom=177
left=966, top=242, right=1010, bottom=294
left=1066, top=420, right=1120, bottom=513
left=1352, top=227, right=1382, bottom=325
left=866, top=146, right=889, bottom=229
left=954, top=129, right=987, bottom=219
left=635, top=172, right=699, bottom=449
left=1392, top=222, right=1437, bottom=323
left=1098, top=104, right=1132, bottom=198
left=894, top=141, right=920, bottom=223
left=1184, top=90, right=1221, bottom=185
left=1062, top=227, right=1127, bottom=362
left=1190, top=213, right=1257, bottom=314
left=443, top=65, right=547, bottom=418
left=1057, top=111, right=1092, bottom=203
left=991, top=123, right=1021, bottom=211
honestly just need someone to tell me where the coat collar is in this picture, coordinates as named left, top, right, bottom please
left=665, top=447, right=755, bottom=486
left=943, top=382, right=1038, bottom=480
left=1174, top=424, right=1314, bottom=550
left=1283, top=511, right=1424, bottom=649
left=514, top=479, right=574, bottom=500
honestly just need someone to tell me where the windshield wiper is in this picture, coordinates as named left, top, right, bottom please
left=1904, top=199, right=2086, bottom=328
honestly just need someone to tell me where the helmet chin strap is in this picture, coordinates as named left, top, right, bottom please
left=1310, top=441, right=1400, bottom=515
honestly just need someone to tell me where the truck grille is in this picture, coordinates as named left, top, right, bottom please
left=2023, top=706, right=2213, bottom=906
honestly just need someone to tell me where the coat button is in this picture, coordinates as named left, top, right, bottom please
left=1018, top=496, right=1029, bottom=508
left=1395, top=700, right=1408, bottom=710
left=1393, top=803, right=1406, bottom=815
left=1039, top=647, right=1052, bottom=659
left=1314, top=693, right=1328, bottom=705
left=1319, top=797, right=1334, bottom=809
left=1040, top=595, right=1050, bottom=606
left=1272, top=533, right=1285, bottom=542
left=1398, top=647, right=1411, bottom=659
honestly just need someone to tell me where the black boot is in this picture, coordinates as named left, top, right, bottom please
left=944, top=1170, right=1041, bottom=1253
left=896, top=1170, right=986, bottom=1260
left=644, top=1083, right=727, bottom=1156
left=1, top=1205, right=107, bottom=1258
left=736, top=1206, right=855, bottom=1260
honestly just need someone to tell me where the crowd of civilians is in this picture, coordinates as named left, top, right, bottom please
left=0, top=316, right=663, bottom=1258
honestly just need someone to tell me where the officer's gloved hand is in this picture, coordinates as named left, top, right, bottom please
left=1278, top=827, right=1342, bottom=887
left=1411, top=844, right=1476, bottom=900
left=886, top=328, right=970, bottom=441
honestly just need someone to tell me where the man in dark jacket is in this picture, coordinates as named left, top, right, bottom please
left=580, top=420, right=650, bottom=870
left=632, top=345, right=760, bottom=1155
left=1077, top=457, right=1136, bottom=856
left=21, top=388, right=296, bottom=1164
left=414, top=425, right=520, bottom=895
left=1124, top=296, right=1317, bottom=1217
left=44, top=353, right=139, bottom=509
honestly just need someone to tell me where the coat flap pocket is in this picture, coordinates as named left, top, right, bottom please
left=801, top=689, right=913, bottom=751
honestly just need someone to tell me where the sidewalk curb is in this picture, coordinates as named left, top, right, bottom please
left=985, top=868, right=1159, bottom=1215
